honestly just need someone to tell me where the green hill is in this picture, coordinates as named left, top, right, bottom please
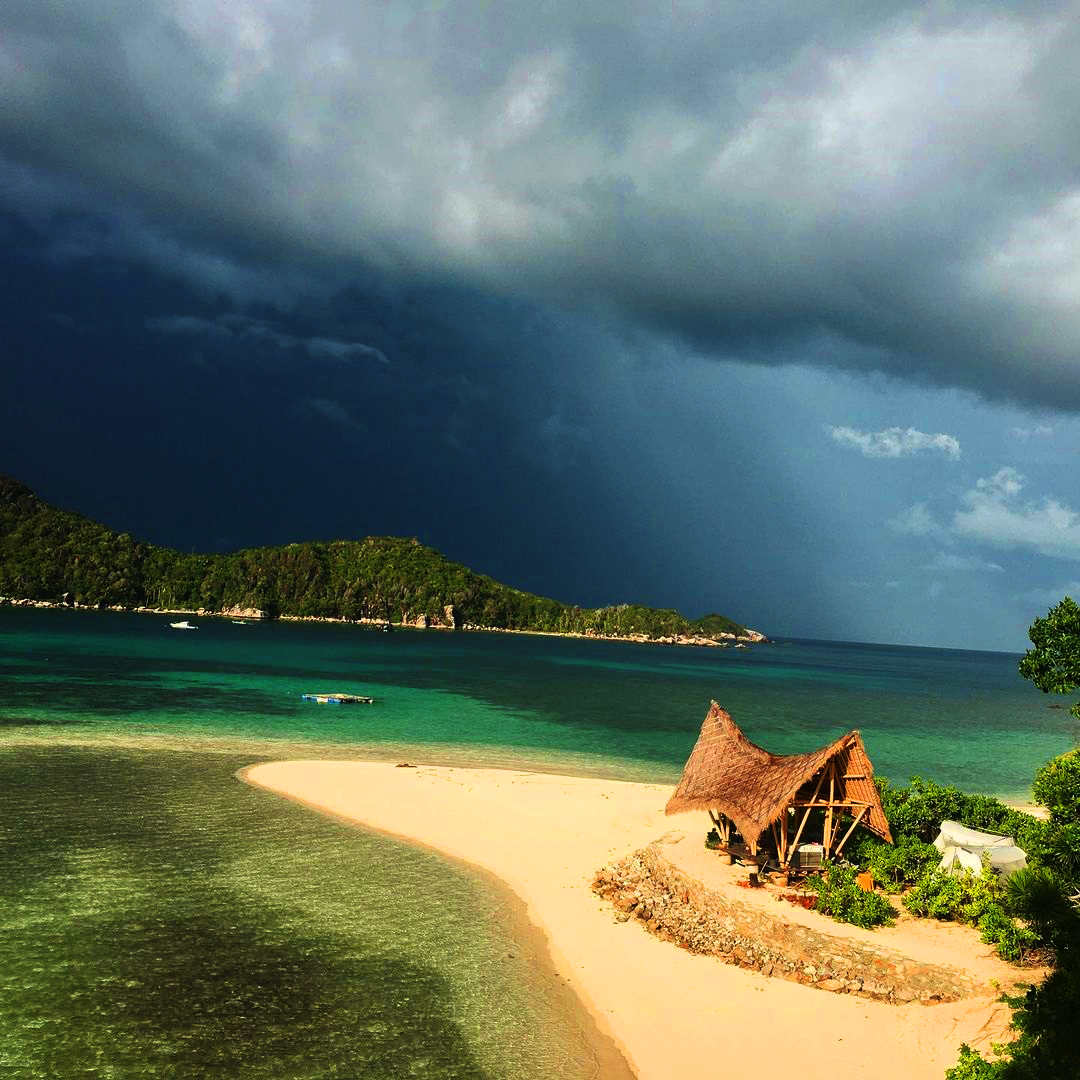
left=0, top=475, right=760, bottom=642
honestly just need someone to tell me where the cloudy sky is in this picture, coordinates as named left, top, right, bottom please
left=3, top=1, right=1080, bottom=650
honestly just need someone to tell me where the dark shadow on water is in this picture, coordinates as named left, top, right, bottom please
left=7, top=900, right=494, bottom=1079
left=0, top=746, right=624, bottom=1079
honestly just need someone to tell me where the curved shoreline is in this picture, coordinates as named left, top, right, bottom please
left=238, top=762, right=636, bottom=1080
left=243, top=760, right=1026, bottom=1080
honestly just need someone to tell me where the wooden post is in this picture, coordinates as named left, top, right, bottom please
left=708, top=810, right=731, bottom=846
left=834, top=805, right=869, bottom=858
left=789, top=766, right=828, bottom=857
left=824, top=762, right=836, bottom=858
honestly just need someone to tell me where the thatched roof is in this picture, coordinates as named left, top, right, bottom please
left=665, top=702, right=892, bottom=846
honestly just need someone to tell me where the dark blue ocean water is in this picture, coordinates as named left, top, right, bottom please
left=0, top=607, right=1075, bottom=1078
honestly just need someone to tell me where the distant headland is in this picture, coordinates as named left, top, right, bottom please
left=0, top=476, right=766, bottom=646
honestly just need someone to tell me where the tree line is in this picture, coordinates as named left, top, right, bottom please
left=0, top=475, right=749, bottom=641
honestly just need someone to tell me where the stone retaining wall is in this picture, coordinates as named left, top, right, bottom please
left=593, top=846, right=981, bottom=1004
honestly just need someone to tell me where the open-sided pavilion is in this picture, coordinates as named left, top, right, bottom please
left=665, top=701, right=892, bottom=869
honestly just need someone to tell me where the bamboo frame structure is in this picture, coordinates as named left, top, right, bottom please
left=703, top=761, right=881, bottom=869
left=666, top=703, right=893, bottom=872
left=782, top=758, right=880, bottom=869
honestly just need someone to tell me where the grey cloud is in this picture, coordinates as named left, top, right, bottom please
left=146, top=312, right=388, bottom=363
left=297, top=397, right=368, bottom=437
left=1021, top=581, right=1080, bottom=606
left=888, top=501, right=946, bottom=538
left=827, top=425, right=961, bottom=459
left=305, top=338, right=389, bottom=364
left=1010, top=423, right=1054, bottom=440
left=952, top=468, right=1080, bottom=559
left=921, top=552, right=1005, bottom=574
left=514, top=408, right=592, bottom=473
left=146, top=315, right=232, bottom=338
left=5, top=3, right=1080, bottom=406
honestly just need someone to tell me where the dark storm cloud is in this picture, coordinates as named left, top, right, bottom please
left=3, top=1, right=1080, bottom=407
left=146, top=313, right=390, bottom=364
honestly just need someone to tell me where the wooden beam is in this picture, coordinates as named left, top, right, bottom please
left=824, top=762, right=837, bottom=857
left=834, top=805, right=869, bottom=858
left=788, top=766, right=828, bottom=856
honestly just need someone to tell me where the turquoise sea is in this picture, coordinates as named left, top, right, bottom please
left=1, top=607, right=1075, bottom=1078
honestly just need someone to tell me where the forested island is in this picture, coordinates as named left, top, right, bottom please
left=0, top=476, right=763, bottom=644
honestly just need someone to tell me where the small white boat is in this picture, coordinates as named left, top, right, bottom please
left=169, top=620, right=198, bottom=630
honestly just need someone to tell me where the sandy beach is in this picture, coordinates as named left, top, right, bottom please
left=244, top=761, right=1034, bottom=1080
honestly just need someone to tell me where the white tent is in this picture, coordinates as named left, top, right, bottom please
left=932, top=820, right=1028, bottom=880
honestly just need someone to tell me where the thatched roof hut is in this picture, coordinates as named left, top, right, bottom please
left=665, top=702, right=892, bottom=865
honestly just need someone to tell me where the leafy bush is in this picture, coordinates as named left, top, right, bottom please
left=705, top=828, right=721, bottom=850
left=1032, top=751, right=1080, bottom=826
left=876, top=776, right=1048, bottom=855
left=944, top=1045, right=1004, bottom=1079
left=978, top=907, right=1041, bottom=966
left=805, top=862, right=895, bottom=929
left=851, top=833, right=939, bottom=893
left=1040, top=822, right=1080, bottom=883
left=903, top=865, right=1004, bottom=923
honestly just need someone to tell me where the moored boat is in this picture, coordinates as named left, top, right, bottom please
left=301, top=692, right=375, bottom=705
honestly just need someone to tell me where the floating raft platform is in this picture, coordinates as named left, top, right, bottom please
left=301, top=692, right=375, bottom=705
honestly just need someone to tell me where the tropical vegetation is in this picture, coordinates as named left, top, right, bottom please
left=939, top=597, right=1080, bottom=1078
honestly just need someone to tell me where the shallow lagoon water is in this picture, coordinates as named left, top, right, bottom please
left=0, top=745, right=628, bottom=1079
left=0, top=607, right=1075, bottom=1076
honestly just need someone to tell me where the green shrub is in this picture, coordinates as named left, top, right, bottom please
left=877, top=776, right=1048, bottom=855
left=805, top=862, right=895, bottom=929
left=704, top=828, right=721, bottom=850
left=902, top=866, right=1003, bottom=923
left=944, top=1045, right=1004, bottom=1079
left=878, top=775, right=971, bottom=842
left=1032, top=751, right=1080, bottom=826
left=978, top=908, right=1041, bottom=966
left=1040, top=822, right=1080, bottom=884
left=903, top=869, right=968, bottom=919
left=857, top=833, right=939, bottom=893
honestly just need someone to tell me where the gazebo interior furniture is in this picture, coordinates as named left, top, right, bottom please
left=665, top=701, right=893, bottom=869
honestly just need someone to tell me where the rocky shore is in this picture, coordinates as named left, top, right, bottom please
left=0, top=596, right=768, bottom=645
left=592, top=845, right=981, bottom=1004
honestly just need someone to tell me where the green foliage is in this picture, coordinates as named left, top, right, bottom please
left=902, top=865, right=1002, bottom=923
left=693, top=612, right=746, bottom=638
left=944, top=599, right=1080, bottom=1080
left=977, top=906, right=1041, bottom=965
left=945, top=1045, right=1004, bottom=1079
left=875, top=775, right=1049, bottom=856
left=0, top=476, right=750, bottom=642
left=1005, top=867, right=1080, bottom=954
left=1031, top=751, right=1080, bottom=826
left=1019, top=596, right=1080, bottom=722
left=705, top=828, right=721, bottom=850
left=804, top=862, right=895, bottom=929
left=850, top=833, right=939, bottom=893
left=998, top=965, right=1080, bottom=1079
left=901, top=864, right=1048, bottom=969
